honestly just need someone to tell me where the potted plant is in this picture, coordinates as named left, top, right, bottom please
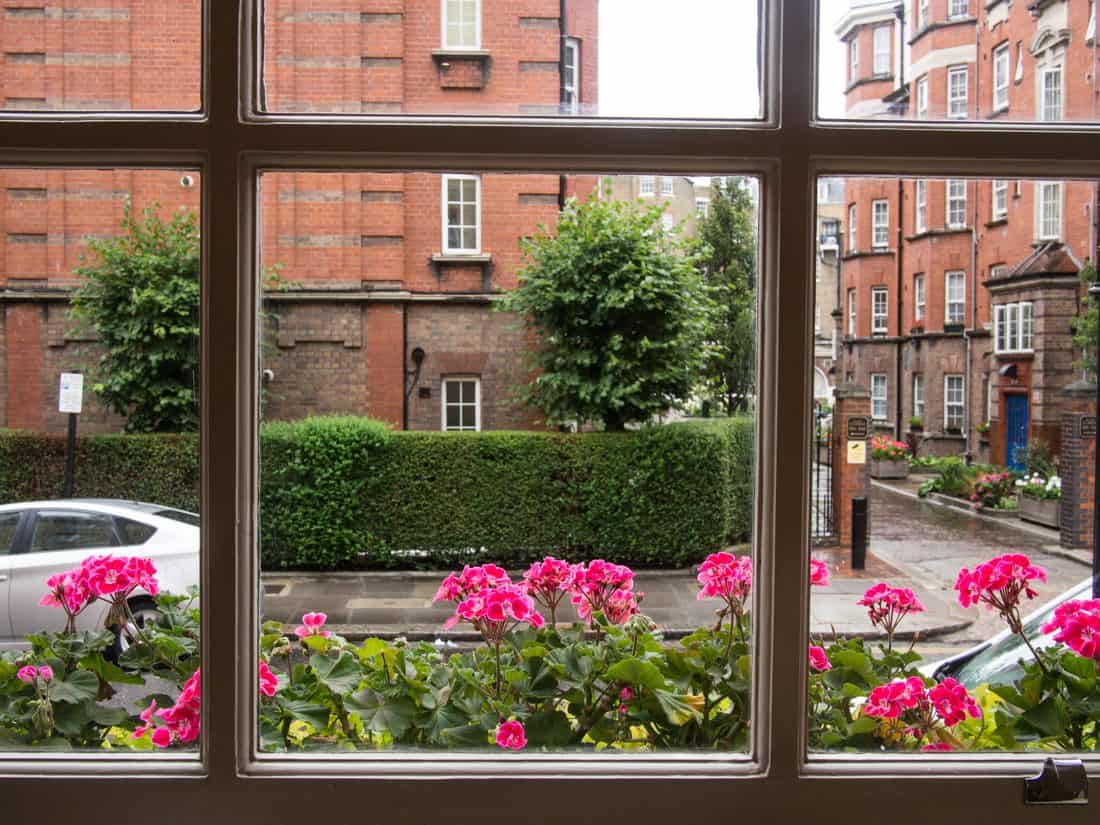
left=908, top=416, right=923, bottom=432
left=976, top=421, right=990, bottom=439
left=970, top=471, right=1018, bottom=515
left=870, top=435, right=910, bottom=479
left=1015, top=473, right=1061, bottom=529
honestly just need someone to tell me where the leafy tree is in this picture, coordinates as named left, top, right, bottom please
left=499, top=193, right=714, bottom=431
left=692, top=177, right=757, bottom=415
left=72, top=204, right=200, bottom=433
left=1071, top=260, right=1098, bottom=379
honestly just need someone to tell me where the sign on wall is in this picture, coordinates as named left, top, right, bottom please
left=846, top=417, right=869, bottom=439
left=847, top=440, right=867, bottom=464
left=58, top=372, right=84, bottom=415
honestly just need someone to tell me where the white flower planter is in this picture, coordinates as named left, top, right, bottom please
left=871, top=459, right=909, bottom=479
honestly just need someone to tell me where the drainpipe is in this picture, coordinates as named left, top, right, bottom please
left=966, top=182, right=979, bottom=463
left=895, top=178, right=904, bottom=441
left=401, top=304, right=408, bottom=431
left=559, top=0, right=568, bottom=110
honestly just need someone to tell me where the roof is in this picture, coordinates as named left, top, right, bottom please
left=1005, top=241, right=1083, bottom=279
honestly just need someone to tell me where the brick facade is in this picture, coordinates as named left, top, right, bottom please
left=1059, top=381, right=1096, bottom=549
left=831, top=384, right=872, bottom=550
left=0, top=2, right=598, bottom=434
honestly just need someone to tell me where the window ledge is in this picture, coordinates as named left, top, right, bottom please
left=431, top=49, right=491, bottom=62
left=844, top=73, right=894, bottom=93
left=430, top=254, right=494, bottom=290
left=985, top=218, right=1008, bottom=228
left=986, top=106, right=1010, bottom=119
left=904, top=228, right=972, bottom=242
left=908, top=17, right=978, bottom=46
left=841, top=249, right=895, bottom=261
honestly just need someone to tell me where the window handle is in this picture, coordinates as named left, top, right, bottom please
left=0, top=574, right=7, bottom=582
left=1025, top=758, right=1088, bottom=805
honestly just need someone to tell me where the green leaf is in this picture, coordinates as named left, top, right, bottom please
left=309, top=653, right=361, bottom=695
left=351, top=690, right=416, bottom=738
left=280, top=699, right=331, bottom=731
left=606, top=657, right=666, bottom=691
left=49, top=670, right=100, bottom=704
left=79, top=654, right=145, bottom=686
left=523, top=710, right=575, bottom=747
left=654, top=690, right=703, bottom=727
left=52, top=699, right=94, bottom=736
left=1017, top=696, right=1067, bottom=739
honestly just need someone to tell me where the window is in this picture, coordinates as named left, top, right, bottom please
left=443, top=0, right=481, bottom=50
left=661, top=176, right=674, bottom=197
left=442, top=377, right=480, bottom=431
left=872, top=26, right=890, bottom=75
left=945, top=270, right=965, bottom=325
left=119, top=519, right=158, bottom=546
left=821, top=218, right=839, bottom=245
left=871, top=374, right=888, bottom=420
left=915, top=179, right=927, bottom=232
left=871, top=199, right=888, bottom=248
left=442, top=174, right=481, bottom=253
left=871, top=286, right=888, bottom=334
left=912, top=374, right=925, bottom=420
left=946, top=179, right=967, bottom=228
left=847, top=288, right=857, bottom=336
left=914, top=274, right=925, bottom=321
left=0, top=512, right=20, bottom=554
left=1040, top=65, right=1063, bottom=121
left=948, top=0, right=968, bottom=19
left=944, top=374, right=965, bottom=430
left=29, top=510, right=120, bottom=554
left=995, top=302, right=1035, bottom=353
left=918, top=0, right=929, bottom=30
left=848, top=202, right=857, bottom=250
left=1037, top=181, right=1062, bottom=239
left=639, top=175, right=656, bottom=196
left=947, top=66, right=968, bottom=119
left=696, top=198, right=709, bottom=217
left=661, top=213, right=674, bottom=231
left=916, top=75, right=928, bottom=119
left=992, top=179, right=1008, bottom=220
left=993, top=44, right=1010, bottom=111
left=850, top=37, right=859, bottom=82
left=562, top=37, right=580, bottom=112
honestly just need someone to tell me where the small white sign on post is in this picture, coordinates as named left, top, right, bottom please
left=58, top=372, right=84, bottom=414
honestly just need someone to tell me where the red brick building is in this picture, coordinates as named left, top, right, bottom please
left=0, top=0, right=598, bottom=434
left=833, top=0, right=1099, bottom=468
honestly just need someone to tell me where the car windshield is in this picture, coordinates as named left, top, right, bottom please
left=152, top=509, right=200, bottom=528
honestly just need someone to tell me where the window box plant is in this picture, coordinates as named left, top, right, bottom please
left=908, top=416, right=923, bottom=432
left=1015, top=473, right=1061, bottom=529
left=870, top=435, right=910, bottom=479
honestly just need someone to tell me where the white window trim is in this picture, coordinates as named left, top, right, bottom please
left=848, top=202, right=856, bottom=251
left=944, top=270, right=965, bottom=325
left=847, top=288, right=857, bottom=336
left=946, top=179, right=967, bottom=229
left=871, top=286, right=888, bottom=334
left=661, top=176, right=674, bottom=196
left=441, top=376, right=482, bottom=431
left=441, top=173, right=482, bottom=254
left=872, top=25, right=890, bottom=76
left=1035, top=180, right=1063, bottom=241
left=914, top=273, right=925, bottom=321
left=917, top=0, right=929, bottom=30
left=995, top=301, right=1035, bottom=354
left=947, top=66, right=968, bottom=119
left=850, top=37, right=859, bottom=81
left=563, top=37, right=580, bottom=112
left=916, top=75, right=928, bottom=119
left=991, top=179, right=1007, bottom=220
left=993, top=43, right=1009, bottom=112
left=944, top=374, right=966, bottom=430
left=1039, top=64, right=1063, bottom=122
left=912, top=373, right=925, bottom=419
left=441, top=0, right=482, bottom=50
left=871, top=198, right=888, bottom=248
left=948, top=0, right=968, bottom=20
left=639, top=175, right=656, bottom=196
left=695, top=198, right=709, bottom=217
left=915, top=179, right=926, bottom=232
left=871, top=373, right=888, bottom=420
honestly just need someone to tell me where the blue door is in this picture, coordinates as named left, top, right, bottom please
left=1005, top=394, right=1029, bottom=471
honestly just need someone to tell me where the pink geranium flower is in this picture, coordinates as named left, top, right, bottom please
left=808, top=645, right=831, bottom=672
left=864, top=675, right=979, bottom=746
left=16, top=665, right=38, bottom=685
left=134, top=669, right=201, bottom=748
left=37, top=665, right=53, bottom=683
left=696, top=552, right=753, bottom=645
left=294, top=612, right=331, bottom=640
left=522, top=556, right=576, bottom=624
left=928, top=678, right=981, bottom=727
left=258, top=660, right=278, bottom=698
left=448, top=583, right=545, bottom=643
left=921, top=742, right=954, bottom=752
left=954, top=553, right=1046, bottom=634
left=858, top=583, right=925, bottom=642
left=864, top=676, right=926, bottom=720
left=433, top=564, right=511, bottom=604
left=570, top=559, right=638, bottom=626
left=1041, top=599, right=1100, bottom=661
left=810, top=559, right=830, bottom=587
left=495, top=720, right=527, bottom=750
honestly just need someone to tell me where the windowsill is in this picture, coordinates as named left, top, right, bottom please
left=843, top=73, right=893, bottom=93
left=871, top=244, right=890, bottom=253
left=908, top=16, right=978, bottom=45
left=986, top=106, right=1009, bottom=119
left=432, top=253, right=491, bottom=263
left=840, top=249, right=895, bottom=261
left=431, top=49, right=491, bottom=62
left=995, top=350, right=1035, bottom=359
left=904, top=227, right=971, bottom=242
left=985, top=218, right=1008, bottom=228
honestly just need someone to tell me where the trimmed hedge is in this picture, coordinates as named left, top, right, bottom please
left=0, top=416, right=754, bottom=570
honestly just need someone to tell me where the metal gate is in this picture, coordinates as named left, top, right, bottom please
left=812, top=404, right=837, bottom=544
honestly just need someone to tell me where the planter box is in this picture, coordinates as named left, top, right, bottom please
left=1018, top=494, right=1060, bottom=530
left=871, top=459, right=909, bottom=479
left=929, top=492, right=1018, bottom=519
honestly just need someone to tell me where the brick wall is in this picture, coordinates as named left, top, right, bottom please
left=1059, top=381, right=1096, bottom=550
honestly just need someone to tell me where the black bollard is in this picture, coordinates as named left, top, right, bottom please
left=851, top=496, right=868, bottom=570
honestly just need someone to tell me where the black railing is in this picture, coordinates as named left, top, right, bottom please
left=812, top=405, right=836, bottom=544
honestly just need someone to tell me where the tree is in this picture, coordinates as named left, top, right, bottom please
left=1071, top=260, right=1098, bottom=379
left=71, top=204, right=200, bottom=433
left=693, top=177, right=757, bottom=415
left=498, top=192, right=714, bottom=431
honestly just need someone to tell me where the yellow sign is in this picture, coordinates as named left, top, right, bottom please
left=847, top=440, right=866, bottom=464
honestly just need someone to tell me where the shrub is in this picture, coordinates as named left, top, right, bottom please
left=870, top=435, right=909, bottom=462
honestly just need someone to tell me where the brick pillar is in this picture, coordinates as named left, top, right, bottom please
left=1059, top=380, right=1096, bottom=550
left=5, top=303, right=46, bottom=431
left=365, top=303, right=405, bottom=429
left=832, top=383, right=872, bottom=550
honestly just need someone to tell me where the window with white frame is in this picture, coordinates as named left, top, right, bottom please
left=661, top=176, right=674, bottom=196
left=847, top=288, right=857, bottom=336
left=442, top=174, right=480, bottom=253
left=848, top=202, right=857, bottom=250
left=944, top=374, right=965, bottom=430
left=1037, top=181, right=1062, bottom=240
left=442, top=0, right=480, bottom=50
left=914, top=273, right=925, bottom=321
left=946, top=179, right=966, bottom=228
left=948, top=0, right=968, bottom=19
left=915, top=178, right=927, bottom=232
left=912, top=373, right=925, bottom=420
left=993, top=44, right=1009, bottom=111
left=850, top=37, right=859, bottom=82
left=871, top=374, right=888, bottom=420
left=442, top=376, right=481, bottom=431
left=871, top=286, right=888, bottom=334
left=995, top=302, right=1034, bottom=353
left=991, top=179, right=1007, bottom=220
left=871, top=199, right=888, bottom=248
left=916, top=75, right=928, bottom=119
left=947, top=66, right=968, bottom=119
left=562, top=37, right=580, bottom=112
left=945, top=270, right=965, bottom=325
left=1040, top=65, right=1063, bottom=121
left=872, top=26, right=890, bottom=75
left=639, top=175, right=655, bottom=196
left=918, top=0, right=929, bottom=30
left=696, top=198, right=709, bottom=217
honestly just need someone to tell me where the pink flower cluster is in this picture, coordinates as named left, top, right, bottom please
left=135, top=668, right=201, bottom=748
left=810, top=559, right=830, bottom=587
left=928, top=678, right=981, bottom=727
left=1041, top=599, right=1100, bottom=662
left=40, top=554, right=160, bottom=632
left=864, top=676, right=927, bottom=720
left=696, top=552, right=752, bottom=607
left=955, top=553, right=1046, bottom=632
left=495, top=720, right=527, bottom=750
left=294, top=612, right=331, bottom=640
left=864, top=676, right=979, bottom=739
left=454, top=583, right=545, bottom=643
left=570, top=559, right=641, bottom=625
left=17, top=664, right=53, bottom=685
left=259, top=660, right=279, bottom=698
left=522, top=556, right=576, bottom=622
left=808, top=645, right=831, bottom=672
left=433, top=564, right=511, bottom=604
left=858, top=583, right=925, bottom=636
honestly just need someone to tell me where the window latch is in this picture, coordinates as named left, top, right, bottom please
left=1025, top=757, right=1088, bottom=805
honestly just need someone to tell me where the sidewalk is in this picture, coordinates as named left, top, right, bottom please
left=260, top=559, right=971, bottom=642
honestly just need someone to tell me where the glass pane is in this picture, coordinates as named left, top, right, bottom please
left=808, top=174, right=1100, bottom=757
left=819, top=0, right=1100, bottom=125
left=0, top=167, right=202, bottom=755
left=0, top=1, right=201, bottom=113
left=257, top=169, right=758, bottom=757
left=261, top=0, right=760, bottom=118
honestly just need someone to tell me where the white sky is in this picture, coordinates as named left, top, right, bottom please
left=598, top=0, right=850, bottom=119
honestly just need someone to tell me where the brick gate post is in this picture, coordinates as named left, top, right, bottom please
left=1059, top=380, right=1097, bottom=550
left=832, top=383, right=872, bottom=550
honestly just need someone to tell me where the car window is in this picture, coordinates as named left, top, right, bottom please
left=29, top=510, right=120, bottom=554
left=117, top=518, right=157, bottom=546
left=0, top=512, right=20, bottom=554
left=152, top=509, right=200, bottom=527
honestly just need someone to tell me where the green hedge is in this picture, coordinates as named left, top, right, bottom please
left=0, top=416, right=753, bottom=570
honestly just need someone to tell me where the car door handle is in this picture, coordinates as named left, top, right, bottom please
left=0, top=575, right=7, bottom=582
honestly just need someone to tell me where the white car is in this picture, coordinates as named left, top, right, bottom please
left=0, top=499, right=199, bottom=649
